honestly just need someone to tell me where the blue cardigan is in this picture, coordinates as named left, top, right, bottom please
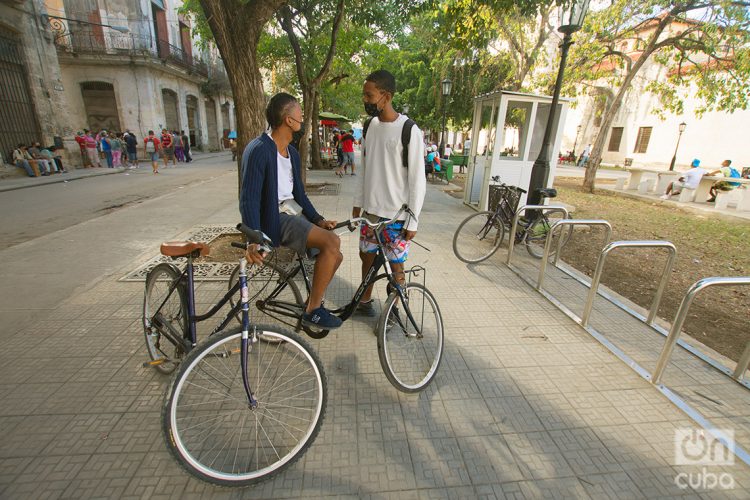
left=239, top=133, right=324, bottom=246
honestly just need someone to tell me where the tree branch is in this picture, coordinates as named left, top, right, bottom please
left=311, top=0, right=345, bottom=87
left=278, top=6, right=309, bottom=88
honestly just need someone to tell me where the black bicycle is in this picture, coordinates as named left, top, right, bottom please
left=144, top=232, right=327, bottom=486
left=452, top=176, right=572, bottom=263
left=244, top=204, right=444, bottom=393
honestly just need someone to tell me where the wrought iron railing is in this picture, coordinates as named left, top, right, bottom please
left=54, top=30, right=208, bottom=76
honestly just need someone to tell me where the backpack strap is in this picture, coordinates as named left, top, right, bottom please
left=400, top=119, right=415, bottom=169
left=362, top=116, right=416, bottom=169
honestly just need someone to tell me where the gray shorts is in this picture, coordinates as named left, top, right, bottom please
left=279, top=212, right=313, bottom=256
left=343, top=151, right=355, bottom=165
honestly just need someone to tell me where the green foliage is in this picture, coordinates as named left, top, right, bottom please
left=563, top=0, right=750, bottom=117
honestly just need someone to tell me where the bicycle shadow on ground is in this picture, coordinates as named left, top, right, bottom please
left=237, top=331, right=710, bottom=498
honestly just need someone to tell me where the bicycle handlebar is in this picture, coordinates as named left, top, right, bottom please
left=490, top=175, right=527, bottom=194
left=335, top=204, right=414, bottom=233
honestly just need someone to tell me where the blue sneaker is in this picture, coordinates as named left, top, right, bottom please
left=302, top=306, right=342, bottom=329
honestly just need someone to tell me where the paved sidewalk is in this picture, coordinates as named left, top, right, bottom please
left=0, top=151, right=231, bottom=193
left=0, top=169, right=748, bottom=498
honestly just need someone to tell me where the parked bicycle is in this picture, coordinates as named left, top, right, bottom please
left=452, top=176, right=572, bottom=263
left=245, top=204, right=444, bottom=393
left=145, top=232, right=327, bottom=486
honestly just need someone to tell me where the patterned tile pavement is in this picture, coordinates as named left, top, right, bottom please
left=1, top=169, right=749, bottom=498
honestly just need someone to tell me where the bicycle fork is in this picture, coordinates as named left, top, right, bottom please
left=238, top=259, right=259, bottom=409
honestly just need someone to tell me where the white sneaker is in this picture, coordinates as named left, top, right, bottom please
left=660, top=194, right=669, bottom=200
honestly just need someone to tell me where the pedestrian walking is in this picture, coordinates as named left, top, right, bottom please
left=181, top=130, right=192, bottom=162
left=174, top=131, right=185, bottom=162
left=578, top=143, right=592, bottom=167
left=161, top=129, right=176, bottom=168
left=144, top=130, right=162, bottom=174
left=124, top=130, right=139, bottom=168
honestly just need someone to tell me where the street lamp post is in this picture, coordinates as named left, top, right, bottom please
left=527, top=0, right=590, bottom=206
left=439, top=78, right=452, bottom=158
left=572, top=124, right=582, bottom=157
left=668, top=122, right=687, bottom=171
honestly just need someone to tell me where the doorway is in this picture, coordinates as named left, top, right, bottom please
left=162, top=88, right=179, bottom=131
left=81, top=81, right=121, bottom=132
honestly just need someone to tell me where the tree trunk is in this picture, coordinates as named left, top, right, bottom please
left=583, top=51, right=652, bottom=192
left=311, top=91, right=323, bottom=171
left=298, top=87, right=315, bottom=184
left=199, top=0, right=285, bottom=191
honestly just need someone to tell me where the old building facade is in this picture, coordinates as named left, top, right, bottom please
left=560, top=18, right=750, bottom=171
left=1, top=0, right=235, bottom=167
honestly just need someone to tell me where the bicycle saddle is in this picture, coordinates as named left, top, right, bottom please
left=535, top=188, right=557, bottom=198
left=160, top=241, right=210, bottom=258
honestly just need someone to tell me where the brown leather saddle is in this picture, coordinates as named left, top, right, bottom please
left=160, top=241, right=210, bottom=258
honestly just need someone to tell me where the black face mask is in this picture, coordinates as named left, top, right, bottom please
left=290, top=119, right=305, bottom=146
left=364, top=94, right=386, bottom=117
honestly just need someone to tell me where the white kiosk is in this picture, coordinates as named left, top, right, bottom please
left=464, top=90, right=570, bottom=210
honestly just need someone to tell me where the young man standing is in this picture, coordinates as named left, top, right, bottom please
left=353, top=69, right=426, bottom=315
left=144, top=130, right=161, bottom=174
left=240, top=93, right=343, bottom=329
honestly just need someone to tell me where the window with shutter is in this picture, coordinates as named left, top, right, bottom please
left=634, top=127, right=652, bottom=154
left=608, top=127, right=624, bottom=152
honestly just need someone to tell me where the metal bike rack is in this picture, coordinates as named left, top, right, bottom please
left=506, top=204, right=569, bottom=266
left=581, top=241, right=676, bottom=327
left=537, top=219, right=612, bottom=291
left=653, top=276, right=750, bottom=385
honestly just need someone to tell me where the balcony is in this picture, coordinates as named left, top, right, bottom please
left=54, top=30, right=208, bottom=77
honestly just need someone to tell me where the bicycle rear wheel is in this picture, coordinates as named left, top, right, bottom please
left=163, top=325, right=326, bottom=486
left=452, top=211, right=505, bottom=263
left=377, top=283, right=444, bottom=393
left=143, top=263, right=188, bottom=374
left=524, top=213, right=573, bottom=259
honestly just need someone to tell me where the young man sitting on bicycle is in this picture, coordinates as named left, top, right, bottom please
left=353, top=70, right=426, bottom=315
left=240, top=93, right=343, bottom=329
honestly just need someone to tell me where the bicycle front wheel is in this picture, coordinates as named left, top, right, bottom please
left=143, top=263, right=188, bottom=374
left=452, top=211, right=505, bottom=263
left=163, top=325, right=326, bottom=486
left=524, top=213, right=573, bottom=259
left=377, top=283, right=444, bottom=393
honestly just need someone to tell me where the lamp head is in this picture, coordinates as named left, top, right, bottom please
left=441, top=78, right=452, bottom=97
left=679, top=122, right=687, bottom=133
left=558, top=0, right=590, bottom=34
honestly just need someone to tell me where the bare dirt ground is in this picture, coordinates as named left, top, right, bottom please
left=446, top=175, right=748, bottom=362
left=555, top=177, right=748, bottom=362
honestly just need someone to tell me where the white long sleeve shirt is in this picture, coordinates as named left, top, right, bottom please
left=353, top=114, right=426, bottom=231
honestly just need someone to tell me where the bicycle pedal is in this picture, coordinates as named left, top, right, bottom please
left=143, top=359, right=166, bottom=367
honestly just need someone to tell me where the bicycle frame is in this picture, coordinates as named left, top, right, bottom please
left=257, top=223, right=423, bottom=333
left=152, top=254, right=243, bottom=348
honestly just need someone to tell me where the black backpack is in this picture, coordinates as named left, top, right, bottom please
left=362, top=117, right=416, bottom=168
